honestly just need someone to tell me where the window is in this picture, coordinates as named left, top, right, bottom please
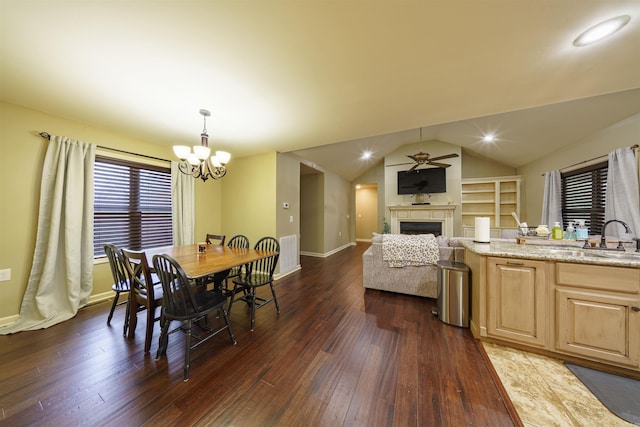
left=561, top=161, right=607, bottom=235
left=94, top=155, right=173, bottom=258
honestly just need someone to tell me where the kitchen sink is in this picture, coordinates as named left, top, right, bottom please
left=537, top=248, right=587, bottom=257
left=588, top=251, right=640, bottom=260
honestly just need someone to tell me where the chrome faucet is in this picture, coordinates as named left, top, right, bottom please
left=599, top=219, right=632, bottom=250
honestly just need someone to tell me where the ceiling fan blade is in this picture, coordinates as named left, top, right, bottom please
left=428, top=153, right=459, bottom=162
left=386, top=162, right=414, bottom=167
left=408, top=164, right=419, bottom=172
left=426, top=161, right=452, bottom=168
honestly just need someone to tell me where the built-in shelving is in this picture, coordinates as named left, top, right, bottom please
left=461, top=176, right=521, bottom=237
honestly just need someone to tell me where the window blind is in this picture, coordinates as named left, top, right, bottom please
left=561, top=161, right=607, bottom=235
left=94, top=155, right=172, bottom=257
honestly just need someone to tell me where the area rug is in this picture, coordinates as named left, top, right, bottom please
left=565, top=363, right=640, bottom=425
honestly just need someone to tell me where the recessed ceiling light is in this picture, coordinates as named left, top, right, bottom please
left=361, top=150, right=373, bottom=160
left=573, top=15, right=631, bottom=47
left=482, top=134, right=495, bottom=143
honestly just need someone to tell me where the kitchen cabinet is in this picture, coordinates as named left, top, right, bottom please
left=487, top=257, right=548, bottom=348
left=465, top=240, right=640, bottom=374
left=555, top=263, right=640, bottom=368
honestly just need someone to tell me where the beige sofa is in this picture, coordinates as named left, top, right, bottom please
left=362, top=233, right=467, bottom=298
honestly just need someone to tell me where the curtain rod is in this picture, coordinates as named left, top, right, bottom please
left=39, top=131, right=172, bottom=164
left=541, top=144, right=639, bottom=176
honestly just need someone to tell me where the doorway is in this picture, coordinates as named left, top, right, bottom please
left=355, top=184, right=378, bottom=242
left=300, top=163, right=324, bottom=254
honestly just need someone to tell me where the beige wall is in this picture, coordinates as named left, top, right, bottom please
left=462, top=150, right=516, bottom=179
left=276, top=153, right=301, bottom=267
left=194, top=179, right=223, bottom=244
left=298, top=160, right=352, bottom=255
left=221, top=151, right=277, bottom=246
left=324, top=172, right=351, bottom=251
left=300, top=172, right=324, bottom=253
left=0, top=101, right=224, bottom=322
left=384, top=140, right=462, bottom=235
left=517, top=113, right=640, bottom=226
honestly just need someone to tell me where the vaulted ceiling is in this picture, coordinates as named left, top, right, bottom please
left=2, top=1, right=639, bottom=181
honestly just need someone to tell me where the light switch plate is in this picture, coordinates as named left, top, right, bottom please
left=0, top=269, right=11, bottom=281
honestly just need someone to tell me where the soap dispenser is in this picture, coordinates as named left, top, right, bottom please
left=575, top=219, right=588, bottom=240
left=565, top=221, right=576, bottom=240
left=552, top=222, right=563, bottom=240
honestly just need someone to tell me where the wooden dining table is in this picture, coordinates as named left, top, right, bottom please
left=145, top=243, right=277, bottom=281
left=125, top=243, right=276, bottom=339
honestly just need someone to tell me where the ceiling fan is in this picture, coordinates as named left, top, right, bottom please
left=387, top=151, right=460, bottom=172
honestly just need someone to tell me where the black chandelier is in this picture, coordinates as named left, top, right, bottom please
left=172, top=109, right=231, bottom=181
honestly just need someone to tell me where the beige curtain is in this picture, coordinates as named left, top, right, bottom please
left=0, top=136, right=95, bottom=334
left=171, top=161, right=195, bottom=245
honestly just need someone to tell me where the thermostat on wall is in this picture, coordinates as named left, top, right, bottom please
left=283, top=202, right=289, bottom=209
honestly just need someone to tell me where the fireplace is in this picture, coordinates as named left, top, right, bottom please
left=389, top=205, right=456, bottom=236
left=400, top=221, right=442, bottom=236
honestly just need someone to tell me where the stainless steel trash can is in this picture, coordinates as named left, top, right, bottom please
left=436, top=260, right=470, bottom=328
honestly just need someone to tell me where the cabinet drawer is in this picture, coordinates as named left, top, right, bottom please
left=556, top=263, right=640, bottom=293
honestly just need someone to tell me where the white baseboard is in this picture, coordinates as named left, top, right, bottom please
left=0, top=291, right=115, bottom=327
left=87, top=291, right=115, bottom=306
left=274, top=265, right=301, bottom=280
left=0, top=314, right=19, bottom=327
left=300, top=241, right=355, bottom=258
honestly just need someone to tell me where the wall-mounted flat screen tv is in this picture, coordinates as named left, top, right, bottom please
left=397, top=168, right=447, bottom=195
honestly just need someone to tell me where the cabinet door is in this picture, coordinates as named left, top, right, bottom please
left=556, top=288, right=640, bottom=368
left=487, top=258, right=547, bottom=347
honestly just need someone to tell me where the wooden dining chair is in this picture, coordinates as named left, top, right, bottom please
left=205, top=234, right=226, bottom=246
left=228, top=236, right=280, bottom=331
left=121, top=248, right=163, bottom=353
left=104, top=244, right=131, bottom=336
left=216, top=234, right=250, bottom=294
left=200, top=234, right=228, bottom=290
left=153, top=253, right=236, bottom=381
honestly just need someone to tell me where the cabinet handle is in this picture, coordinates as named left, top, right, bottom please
left=506, top=261, right=524, bottom=266
left=632, top=306, right=640, bottom=312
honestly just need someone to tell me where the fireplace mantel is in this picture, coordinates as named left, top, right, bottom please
left=388, top=205, right=456, bottom=236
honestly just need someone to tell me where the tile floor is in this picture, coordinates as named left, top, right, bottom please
left=482, top=342, right=635, bottom=427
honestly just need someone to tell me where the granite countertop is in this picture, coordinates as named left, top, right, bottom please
left=460, top=240, right=640, bottom=268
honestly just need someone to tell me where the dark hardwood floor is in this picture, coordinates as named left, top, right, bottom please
left=0, top=243, right=516, bottom=426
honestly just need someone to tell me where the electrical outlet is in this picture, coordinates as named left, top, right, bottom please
left=0, top=269, right=11, bottom=281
